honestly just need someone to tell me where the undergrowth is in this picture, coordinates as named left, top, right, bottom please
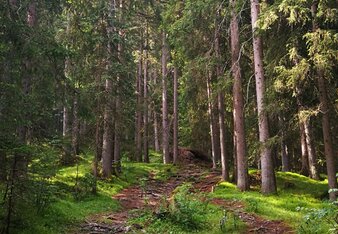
left=129, top=183, right=246, bottom=234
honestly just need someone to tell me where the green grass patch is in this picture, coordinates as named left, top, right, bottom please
left=1, top=150, right=175, bottom=234
left=212, top=170, right=336, bottom=233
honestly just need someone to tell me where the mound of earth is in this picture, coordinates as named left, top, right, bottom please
left=174, top=147, right=212, bottom=165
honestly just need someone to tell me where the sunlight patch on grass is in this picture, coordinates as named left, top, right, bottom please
left=213, top=171, right=332, bottom=231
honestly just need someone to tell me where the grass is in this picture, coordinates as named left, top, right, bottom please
left=212, top=169, right=335, bottom=233
left=1, top=149, right=174, bottom=234
left=128, top=183, right=246, bottom=234
left=1, top=146, right=336, bottom=234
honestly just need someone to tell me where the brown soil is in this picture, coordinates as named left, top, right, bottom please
left=77, top=149, right=294, bottom=234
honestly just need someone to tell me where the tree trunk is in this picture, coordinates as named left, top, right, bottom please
left=311, top=1, right=337, bottom=201
left=143, top=31, right=149, bottom=163
left=215, top=11, right=229, bottom=181
left=102, top=79, right=113, bottom=178
left=135, top=41, right=143, bottom=162
left=299, top=122, right=309, bottom=176
left=162, top=31, right=170, bottom=164
left=231, top=0, right=249, bottom=191
left=303, top=117, right=319, bottom=180
left=62, top=104, right=72, bottom=164
left=207, top=71, right=218, bottom=169
left=71, top=92, right=80, bottom=158
left=152, top=69, right=160, bottom=152
left=279, top=115, right=290, bottom=172
left=114, top=95, right=121, bottom=174
left=114, top=0, right=123, bottom=172
left=317, top=69, right=337, bottom=200
left=250, top=0, right=276, bottom=194
left=102, top=0, right=115, bottom=177
left=173, top=66, right=179, bottom=164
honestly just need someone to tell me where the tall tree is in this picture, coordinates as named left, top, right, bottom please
left=173, top=66, right=179, bottom=164
left=310, top=1, right=337, bottom=200
left=230, top=0, right=249, bottom=191
left=215, top=9, right=229, bottom=181
left=102, top=0, right=117, bottom=178
left=143, top=26, right=149, bottom=163
left=135, top=39, right=143, bottom=162
left=162, top=31, right=170, bottom=164
left=250, top=0, right=276, bottom=194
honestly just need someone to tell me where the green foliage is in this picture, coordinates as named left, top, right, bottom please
left=297, top=206, right=338, bottom=234
left=166, top=183, right=209, bottom=230
left=129, top=183, right=245, bottom=234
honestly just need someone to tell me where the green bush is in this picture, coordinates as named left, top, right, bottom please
left=157, top=183, right=209, bottom=231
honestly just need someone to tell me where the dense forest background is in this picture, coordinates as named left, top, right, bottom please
left=0, top=0, right=337, bottom=233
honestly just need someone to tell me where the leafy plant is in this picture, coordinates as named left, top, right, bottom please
left=297, top=206, right=338, bottom=233
left=158, top=183, right=209, bottom=230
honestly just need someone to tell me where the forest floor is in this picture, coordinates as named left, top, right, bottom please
left=78, top=150, right=294, bottom=234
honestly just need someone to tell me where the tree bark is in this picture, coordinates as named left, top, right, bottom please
left=250, top=0, right=276, bottom=194
left=143, top=30, right=149, bottom=163
left=102, top=78, right=113, bottom=178
left=114, top=0, right=123, bottom=172
left=299, top=122, right=309, bottom=176
left=71, top=92, right=80, bottom=158
left=162, top=31, right=170, bottom=164
left=279, top=115, right=290, bottom=172
left=152, top=69, right=160, bottom=152
left=207, top=71, right=218, bottom=169
left=114, top=95, right=121, bottom=174
left=173, top=66, right=179, bottom=164
left=215, top=11, right=229, bottom=181
left=311, top=0, right=337, bottom=201
left=303, top=117, right=319, bottom=180
left=231, top=0, right=249, bottom=191
left=135, top=41, right=143, bottom=162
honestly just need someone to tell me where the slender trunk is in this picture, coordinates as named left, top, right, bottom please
left=143, top=31, right=149, bottom=163
left=218, top=94, right=228, bottom=179
left=213, top=101, right=221, bottom=163
left=250, top=0, right=276, bottom=194
left=207, top=71, right=218, bottom=169
left=94, top=116, right=103, bottom=170
left=311, top=1, right=337, bottom=201
left=102, top=1, right=115, bottom=176
left=162, top=31, right=170, bottom=164
left=62, top=104, right=72, bottom=163
left=153, top=69, right=160, bottom=152
left=215, top=12, right=229, bottom=181
left=154, top=112, right=160, bottom=152
left=317, top=69, right=337, bottom=200
left=173, top=66, right=179, bottom=164
left=303, top=117, right=319, bottom=180
left=231, top=0, right=248, bottom=191
left=281, top=140, right=290, bottom=172
left=299, top=122, right=309, bottom=175
left=114, top=95, right=121, bottom=173
left=279, top=115, right=290, bottom=172
left=135, top=41, right=143, bottom=162
left=102, top=79, right=113, bottom=178
left=114, top=0, right=123, bottom=172
left=71, top=92, right=80, bottom=158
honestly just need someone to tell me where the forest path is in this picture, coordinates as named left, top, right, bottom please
left=78, top=153, right=293, bottom=233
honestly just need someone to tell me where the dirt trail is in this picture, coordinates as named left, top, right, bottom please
left=79, top=150, right=293, bottom=234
